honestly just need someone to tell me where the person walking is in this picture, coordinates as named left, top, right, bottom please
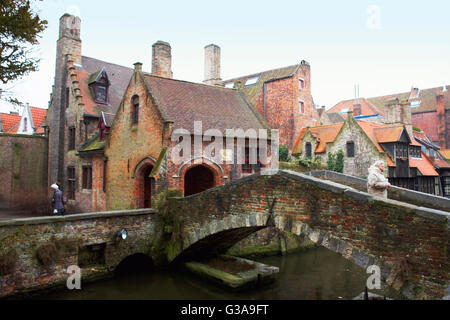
left=367, top=160, right=391, bottom=199
left=50, top=183, right=65, bottom=216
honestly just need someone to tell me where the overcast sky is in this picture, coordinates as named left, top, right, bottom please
left=1, top=0, right=449, bottom=114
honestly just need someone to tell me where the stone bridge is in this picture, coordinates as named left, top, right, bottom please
left=166, top=170, right=449, bottom=300
left=0, top=170, right=449, bottom=299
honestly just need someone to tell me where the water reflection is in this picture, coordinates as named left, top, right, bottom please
left=37, top=247, right=401, bottom=300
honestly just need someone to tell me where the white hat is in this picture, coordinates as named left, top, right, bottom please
left=50, top=183, right=59, bottom=190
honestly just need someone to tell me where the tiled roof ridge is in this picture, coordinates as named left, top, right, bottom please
left=223, top=64, right=299, bottom=83
left=143, top=72, right=237, bottom=91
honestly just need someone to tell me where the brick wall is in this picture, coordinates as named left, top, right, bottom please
left=0, top=209, right=155, bottom=297
left=0, top=134, right=48, bottom=209
left=169, top=170, right=449, bottom=299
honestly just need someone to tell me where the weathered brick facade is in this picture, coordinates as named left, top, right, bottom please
left=0, top=134, right=48, bottom=209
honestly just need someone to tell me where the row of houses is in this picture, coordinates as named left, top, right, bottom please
left=2, top=13, right=449, bottom=214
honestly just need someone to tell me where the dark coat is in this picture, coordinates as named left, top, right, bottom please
left=52, top=189, right=65, bottom=210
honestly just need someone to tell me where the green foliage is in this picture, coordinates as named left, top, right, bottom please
left=298, top=156, right=322, bottom=170
left=278, top=145, right=290, bottom=162
left=152, top=188, right=183, bottom=213
left=334, top=149, right=344, bottom=173
left=413, top=126, right=421, bottom=132
left=0, top=0, right=47, bottom=85
left=327, top=152, right=335, bottom=171
left=327, top=150, right=344, bottom=173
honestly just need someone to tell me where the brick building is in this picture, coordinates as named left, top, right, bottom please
left=45, top=14, right=283, bottom=212
left=223, top=60, right=321, bottom=150
left=328, top=86, right=450, bottom=149
left=292, top=109, right=442, bottom=196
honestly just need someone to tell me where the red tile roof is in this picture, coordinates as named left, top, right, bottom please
left=30, top=106, right=47, bottom=130
left=440, top=149, right=450, bottom=160
left=328, top=98, right=384, bottom=116
left=143, top=74, right=269, bottom=132
left=0, top=113, right=21, bottom=132
left=409, top=152, right=439, bottom=176
left=292, top=123, right=344, bottom=154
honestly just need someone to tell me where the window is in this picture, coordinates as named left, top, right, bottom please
left=299, top=100, right=304, bottom=114
left=305, top=142, right=312, bottom=158
left=68, top=127, right=76, bottom=150
left=23, top=118, right=27, bottom=131
left=131, top=95, right=139, bottom=125
left=225, top=82, right=234, bottom=89
left=65, top=87, right=70, bottom=109
left=299, top=78, right=304, bottom=90
left=82, top=166, right=92, bottom=190
left=244, top=77, right=259, bottom=87
left=67, top=167, right=75, bottom=200
left=347, top=141, right=355, bottom=157
left=96, top=85, right=107, bottom=102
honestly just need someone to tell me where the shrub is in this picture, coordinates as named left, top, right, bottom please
left=327, top=152, right=335, bottom=171
left=335, top=150, right=344, bottom=173
left=152, top=188, right=183, bottom=213
left=279, top=145, right=290, bottom=162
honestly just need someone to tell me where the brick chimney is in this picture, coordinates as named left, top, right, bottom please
left=58, top=14, right=81, bottom=65
left=203, top=44, right=223, bottom=86
left=437, top=93, right=446, bottom=149
left=353, top=103, right=362, bottom=116
left=385, top=98, right=412, bottom=137
left=151, top=41, right=173, bottom=78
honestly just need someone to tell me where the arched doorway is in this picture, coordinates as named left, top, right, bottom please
left=138, top=165, right=154, bottom=208
left=184, top=165, right=215, bottom=196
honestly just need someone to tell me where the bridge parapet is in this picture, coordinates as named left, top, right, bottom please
left=169, top=170, right=449, bottom=299
left=0, top=209, right=155, bottom=297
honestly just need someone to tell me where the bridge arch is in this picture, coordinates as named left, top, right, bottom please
left=115, top=253, right=154, bottom=275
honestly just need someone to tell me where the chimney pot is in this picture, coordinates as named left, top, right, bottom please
left=133, top=62, right=143, bottom=72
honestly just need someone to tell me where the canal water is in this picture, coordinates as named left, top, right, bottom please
left=36, top=247, right=402, bottom=300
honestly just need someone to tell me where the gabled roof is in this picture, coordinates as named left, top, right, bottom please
left=30, top=106, right=47, bottom=130
left=142, top=74, right=269, bottom=132
left=292, top=123, right=344, bottom=154
left=326, top=112, right=345, bottom=124
left=101, top=112, right=115, bottom=128
left=74, top=56, right=133, bottom=116
left=0, top=112, right=21, bottom=132
left=222, top=64, right=300, bottom=105
left=328, top=98, right=384, bottom=116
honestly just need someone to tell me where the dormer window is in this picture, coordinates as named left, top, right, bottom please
left=89, top=67, right=110, bottom=104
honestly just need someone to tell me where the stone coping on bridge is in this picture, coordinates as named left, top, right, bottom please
left=0, top=208, right=155, bottom=227
left=281, top=170, right=450, bottom=225
left=307, top=170, right=450, bottom=213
